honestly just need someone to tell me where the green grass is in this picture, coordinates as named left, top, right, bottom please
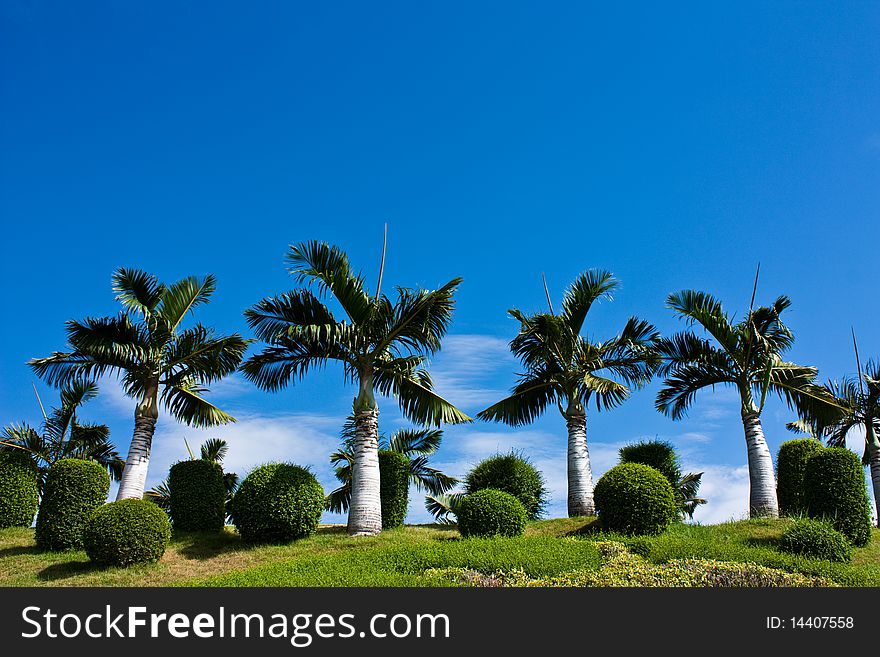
left=606, top=519, right=880, bottom=586
left=1, top=517, right=878, bottom=587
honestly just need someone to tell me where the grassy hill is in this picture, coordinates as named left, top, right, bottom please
left=1, top=518, right=878, bottom=587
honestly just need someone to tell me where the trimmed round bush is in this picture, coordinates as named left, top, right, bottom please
left=779, top=518, right=853, bottom=563
left=619, top=440, right=681, bottom=485
left=457, top=489, right=527, bottom=538
left=84, top=499, right=172, bottom=567
left=35, top=459, right=110, bottom=551
left=464, top=451, right=547, bottom=520
left=777, top=438, right=824, bottom=517
left=379, top=450, right=409, bottom=530
left=168, top=459, right=226, bottom=531
left=0, top=450, right=39, bottom=528
left=231, top=463, right=324, bottom=543
left=803, top=447, right=872, bottom=547
left=594, top=463, right=677, bottom=536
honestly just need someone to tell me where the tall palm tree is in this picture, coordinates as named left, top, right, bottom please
left=478, top=271, right=659, bottom=517
left=655, top=290, right=833, bottom=518
left=0, top=381, right=123, bottom=492
left=326, top=417, right=458, bottom=514
left=242, top=240, right=471, bottom=536
left=789, top=359, right=880, bottom=527
left=28, top=268, right=248, bottom=500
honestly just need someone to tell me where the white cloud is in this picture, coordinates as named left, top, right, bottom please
left=428, top=334, right=516, bottom=410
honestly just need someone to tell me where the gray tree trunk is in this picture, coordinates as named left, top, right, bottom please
left=566, top=412, right=595, bottom=517
left=348, top=407, right=382, bottom=536
left=116, top=414, right=157, bottom=500
left=868, top=449, right=880, bottom=529
left=741, top=411, right=779, bottom=518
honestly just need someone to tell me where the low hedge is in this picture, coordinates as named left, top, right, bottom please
left=803, top=447, right=872, bottom=547
left=35, top=459, right=110, bottom=551
left=457, top=489, right=527, bottom=538
left=169, top=459, right=226, bottom=531
left=84, top=499, right=172, bottom=567
left=594, top=463, right=677, bottom=536
left=379, top=450, right=409, bottom=529
left=779, top=518, right=853, bottom=563
left=0, top=450, right=39, bottom=528
left=231, top=463, right=324, bottom=544
left=464, top=452, right=547, bottom=520
left=777, top=439, right=824, bottom=517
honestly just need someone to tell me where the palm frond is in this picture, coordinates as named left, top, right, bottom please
left=112, top=268, right=165, bottom=317
left=200, top=438, right=229, bottom=463
left=244, top=291, right=336, bottom=343
left=560, top=269, right=618, bottom=333
left=373, top=278, right=462, bottom=356
left=286, top=241, right=372, bottom=325
left=425, top=492, right=465, bottom=524
left=375, top=367, right=472, bottom=426
left=158, top=274, right=216, bottom=330
left=667, top=290, right=740, bottom=357
left=161, top=381, right=235, bottom=427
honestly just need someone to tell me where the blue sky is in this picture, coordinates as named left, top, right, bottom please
left=2, top=2, right=878, bottom=523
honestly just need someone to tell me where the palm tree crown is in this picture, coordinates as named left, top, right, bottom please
left=655, top=291, right=827, bottom=419
left=243, top=241, right=470, bottom=423
left=0, top=381, right=123, bottom=491
left=479, top=270, right=659, bottom=424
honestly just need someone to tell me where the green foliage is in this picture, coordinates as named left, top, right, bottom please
left=594, top=463, right=678, bottom=535
left=803, top=448, right=873, bottom=547
left=457, top=489, right=527, bottom=538
left=464, top=451, right=547, bottom=520
left=83, top=499, right=172, bottom=567
left=777, top=438, right=825, bottom=516
left=618, top=439, right=706, bottom=519
left=466, top=541, right=834, bottom=587
left=0, top=450, right=39, bottom=528
left=619, top=440, right=680, bottom=483
left=35, top=458, right=109, bottom=551
left=195, top=534, right=602, bottom=586
left=168, top=459, right=226, bottom=531
left=379, top=450, right=409, bottom=529
left=780, top=518, right=853, bottom=563
left=231, top=463, right=324, bottom=544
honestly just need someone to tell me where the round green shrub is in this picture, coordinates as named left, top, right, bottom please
left=803, top=447, right=872, bottom=547
left=0, top=450, right=39, bottom=528
left=594, top=463, right=677, bottom=536
left=464, top=451, right=547, bottom=520
left=231, top=463, right=324, bottom=544
left=779, top=518, right=853, bottom=563
left=379, top=450, right=409, bottom=529
left=35, top=458, right=110, bottom=551
left=457, top=489, right=527, bottom=538
left=83, top=499, right=172, bottom=567
left=168, top=459, right=226, bottom=531
left=619, top=440, right=681, bottom=485
left=777, top=438, right=824, bottom=517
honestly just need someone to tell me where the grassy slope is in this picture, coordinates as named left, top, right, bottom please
left=0, top=518, right=877, bottom=587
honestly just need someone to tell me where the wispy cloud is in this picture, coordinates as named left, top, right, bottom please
left=428, top=334, right=516, bottom=411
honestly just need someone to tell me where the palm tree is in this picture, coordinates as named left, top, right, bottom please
left=0, top=381, right=123, bottom=491
left=655, top=290, right=833, bottom=518
left=326, top=417, right=458, bottom=515
left=242, top=240, right=471, bottom=536
left=478, top=270, right=659, bottom=517
left=28, top=268, right=249, bottom=500
left=789, top=358, right=880, bottom=527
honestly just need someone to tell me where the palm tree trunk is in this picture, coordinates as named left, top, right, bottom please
left=116, top=414, right=157, bottom=500
left=868, top=449, right=880, bottom=529
left=348, top=407, right=382, bottom=536
left=741, top=411, right=779, bottom=518
left=566, top=412, right=595, bottom=517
